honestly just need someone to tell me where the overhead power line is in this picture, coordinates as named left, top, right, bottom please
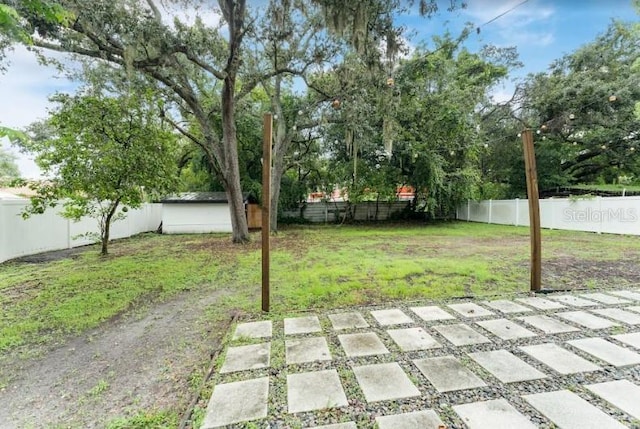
left=477, top=0, right=530, bottom=33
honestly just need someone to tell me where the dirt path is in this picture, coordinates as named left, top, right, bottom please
left=0, top=287, right=231, bottom=429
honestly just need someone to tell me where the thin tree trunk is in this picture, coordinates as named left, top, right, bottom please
left=101, top=201, right=120, bottom=256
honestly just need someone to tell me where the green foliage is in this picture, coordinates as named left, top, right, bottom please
left=0, top=144, right=19, bottom=179
left=105, top=410, right=179, bottom=429
left=18, top=91, right=179, bottom=254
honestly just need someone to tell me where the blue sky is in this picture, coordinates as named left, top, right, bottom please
left=1, top=0, right=638, bottom=178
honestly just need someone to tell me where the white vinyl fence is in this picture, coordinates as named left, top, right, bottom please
left=457, top=197, right=640, bottom=235
left=0, top=200, right=162, bottom=263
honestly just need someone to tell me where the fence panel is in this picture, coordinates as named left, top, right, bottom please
left=458, top=197, right=640, bottom=236
left=0, top=201, right=162, bottom=263
left=282, top=201, right=409, bottom=223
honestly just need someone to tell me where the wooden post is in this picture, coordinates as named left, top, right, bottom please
left=521, top=129, right=542, bottom=292
left=262, top=113, right=272, bottom=312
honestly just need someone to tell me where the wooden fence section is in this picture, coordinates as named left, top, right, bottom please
left=282, top=201, right=410, bottom=223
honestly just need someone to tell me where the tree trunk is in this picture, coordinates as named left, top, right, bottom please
left=101, top=201, right=119, bottom=256
left=270, top=140, right=286, bottom=233
left=221, top=76, right=250, bottom=243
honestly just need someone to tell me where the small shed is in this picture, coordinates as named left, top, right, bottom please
left=161, top=192, right=258, bottom=234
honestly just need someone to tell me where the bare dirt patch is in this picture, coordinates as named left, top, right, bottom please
left=542, top=257, right=640, bottom=289
left=0, top=286, right=232, bottom=429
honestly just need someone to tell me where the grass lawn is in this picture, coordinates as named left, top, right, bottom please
left=1, top=221, right=639, bottom=427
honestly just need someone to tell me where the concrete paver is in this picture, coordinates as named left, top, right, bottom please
left=610, top=290, right=640, bottom=301
left=556, top=311, right=620, bottom=329
left=387, top=327, right=441, bottom=351
left=483, top=299, right=533, bottom=314
left=328, top=312, right=369, bottom=330
left=202, top=377, right=269, bottom=428
left=524, top=389, right=628, bottom=429
left=516, top=296, right=566, bottom=310
left=453, top=399, right=537, bottom=429
left=568, top=337, right=640, bottom=367
left=587, top=380, right=640, bottom=420
left=548, top=294, right=598, bottom=307
left=413, top=356, right=486, bottom=392
left=469, top=350, right=547, bottom=383
left=338, top=332, right=389, bottom=357
left=580, top=292, right=631, bottom=305
left=519, top=343, right=601, bottom=374
left=590, top=308, right=640, bottom=325
left=410, top=305, right=455, bottom=321
left=376, top=410, right=444, bottom=429
left=287, top=369, right=348, bottom=413
left=612, top=332, right=640, bottom=349
left=447, top=302, right=494, bottom=318
left=219, top=342, right=270, bottom=373
left=476, top=318, right=537, bottom=340
left=352, top=362, right=421, bottom=402
left=206, top=288, right=640, bottom=428
left=433, top=323, right=491, bottom=346
left=285, top=316, right=322, bottom=335
left=370, top=308, right=414, bottom=325
left=518, top=314, right=580, bottom=334
left=232, top=321, right=272, bottom=339
left=285, top=337, right=331, bottom=364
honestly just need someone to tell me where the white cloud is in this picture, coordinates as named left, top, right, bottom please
left=464, top=0, right=556, bottom=47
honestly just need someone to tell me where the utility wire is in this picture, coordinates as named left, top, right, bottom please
left=476, top=0, right=530, bottom=33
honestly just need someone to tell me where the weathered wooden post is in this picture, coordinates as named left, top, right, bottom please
left=262, top=113, right=272, bottom=312
left=521, top=129, right=542, bottom=292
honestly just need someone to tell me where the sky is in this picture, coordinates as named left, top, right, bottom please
left=0, top=0, right=638, bottom=178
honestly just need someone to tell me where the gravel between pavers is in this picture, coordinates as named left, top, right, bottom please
left=209, top=288, right=640, bottom=429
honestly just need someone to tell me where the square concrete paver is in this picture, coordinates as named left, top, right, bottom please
left=476, top=319, right=537, bottom=340
left=338, top=332, right=389, bottom=357
left=628, top=305, right=640, bottom=314
left=285, top=316, right=322, bottom=335
left=328, top=312, right=369, bottom=330
left=433, top=323, right=491, bottom=346
left=483, top=299, right=533, bottom=314
left=556, top=311, right=620, bottom=329
left=202, top=377, right=269, bottom=428
left=587, top=380, right=640, bottom=420
left=580, top=292, right=631, bottom=305
left=524, top=389, right=627, bottom=429
left=287, top=370, right=348, bottom=413
left=233, top=321, right=272, bottom=339
left=610, top=290, right=640, bottom=301
left=447, top=302, right=494, bottom=318
left=376, top=410, right=444, bottom=429
left=516, top=296, right=566, bottom=310
left=567, top=337, right=640, bottom=367
left=285, top=337, right=331, bottom=365
left=518, top=314, right=579, bottom=334
left=548, top=294, right=598, bottom=307
left=453, top=399, right=537, bottom=429
left=591, top=308, right=640, bottom=325
left=413, top=356, right=486, bottom=392
left=387, top=327, right=441, bottom=351
left=519, top=343, right=601, bottom=374
left=220, top=342, right=270, bottom=373
left=410, top=305, right=456, bottom=322
left=353, top=362, right=421, bottom=402
left=469, top=350, right=547, bottom=383
left=307, top=424, right=357, bottom=429
left=370, top=308, right=414, bottom=325
left=612, top=332, right=640, bottom=349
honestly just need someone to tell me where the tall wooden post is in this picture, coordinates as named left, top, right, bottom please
left=262, top=113, right=272, bottom=312
left=521, top=129, right=541, bottom=292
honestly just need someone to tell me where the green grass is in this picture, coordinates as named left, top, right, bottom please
left=2, top=221, right=639, bottom=427
left=2, top=222, right=639, bottom=354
